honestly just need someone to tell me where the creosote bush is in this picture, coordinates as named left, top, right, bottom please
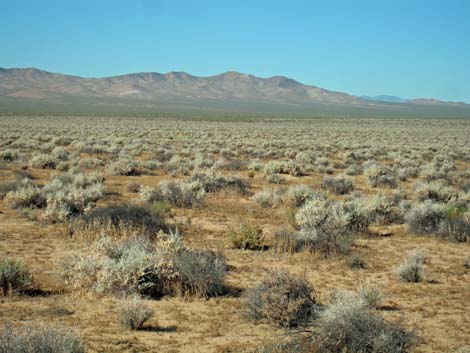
left=119, top=298, right=154, bottom=330
left=244, top=271, right=318, bottom=328
left=0, top=257, right=31, bottom=295
left=0, top=324, right=85, bottom=353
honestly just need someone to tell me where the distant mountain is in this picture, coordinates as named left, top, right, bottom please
left=0, top=67, right=364, bottom=105
left=361, top=95, right=409, bottom=103
left=0, top=67, right=469, bottom=118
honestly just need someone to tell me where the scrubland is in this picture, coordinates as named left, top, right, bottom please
left=0, top=116, right=469, bottom=353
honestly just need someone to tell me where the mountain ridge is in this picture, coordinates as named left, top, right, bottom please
left=1, top=67, right=469, bottom=118
left=1, top=67, right=467, bottom=106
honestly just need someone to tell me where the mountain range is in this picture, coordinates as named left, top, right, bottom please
left=1, top=67, right=469, bottom=118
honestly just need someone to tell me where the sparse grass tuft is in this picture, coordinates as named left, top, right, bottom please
left=119, top=297, right=154, bottom=330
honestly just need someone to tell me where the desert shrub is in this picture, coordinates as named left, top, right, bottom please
left=0, top=257, right=31, bottom=295
left=455, top=347, right=470, bottom=353
left=266, top=173, right=285, bottom=184
left=284, top=185, right=317, bottom=207
left=141, top=159, right=160, bottom=171
left=212, top=157, right=245, bottom=171
left=77, top=157, right=104, bottom=170
left=295, top=198, right=354, bottom=256
left=0, top=180, right=22, bottom=199
left=265, top=160, right=302, bottom=177
left=69, top=204, right=167, bottom=239
left=406, top=201, right=446, bottom=235
left=396, top=249, right=425, bottom=282
left=58, top=233, right=226, bottom=299
left=5, top=179, right=45, bottom=209
left=0, top=149, right=19, bottom=162
left=158, top=180, right=205, bottom=207
left=252, top=188, right=283, bottom=208
left=230, top=222, right=264, bottom=250
left=347, top=253, right=367, bottom=270
left=345, top=164, right=363, bottom=176
left=340, top=197, right=371, bottom=233
left=51, top=146, right=69, bottom=161
left=106, top=157, right=140, bottom=176
left=119, top=298, right=154, bottom=330
left=173, top=249, right=226, bottom=298
left=406, top=200, right=470, bottom=242
left=244, top=271, right=318, bottom=328
left=56, top=161, right=70, bottom=171
left=367, top=193, right=405, bottom=225
left=358, top=283, right=384, bottom=309
left=414, top=181, right=458, bottom=203
left=315, top=294, right=414, bottom=353
left=0, top=324, right=85, bottom=353
left=437, top=206, right=470, bottom=242
left=248, top=160, right=263, bottom=171
left=126, top=182, right=141, bottom=193
left=138, top=185, right=162, bottom=204
left=271, top=226, right=305, bottom=253
left=29, top=153, right=56, bottom=169
left=323, top=174, right=354, bottom=195
left=42, top=172, right=105, bottom=222
left=421, top=158, right=456, bottom=182
left=165, top=155, right=192, bottom=175
left=58, top=236, right=176, bottom=297
left=188, top=172, right=249, bottom=194
left=364, top=162, right=398, bottom=188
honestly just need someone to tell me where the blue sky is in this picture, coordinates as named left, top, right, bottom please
left=1, top=0, right=469, bottom=102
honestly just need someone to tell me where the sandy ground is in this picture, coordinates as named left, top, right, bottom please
left=1, top=164, right=469, bottom=353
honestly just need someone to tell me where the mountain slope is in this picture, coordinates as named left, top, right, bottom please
left=0, top=67, right=469, bottom=118
left=0, top=68, right=368, bottom=104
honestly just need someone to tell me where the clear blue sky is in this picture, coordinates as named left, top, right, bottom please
left=2, top=0, right=469, bottom=102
